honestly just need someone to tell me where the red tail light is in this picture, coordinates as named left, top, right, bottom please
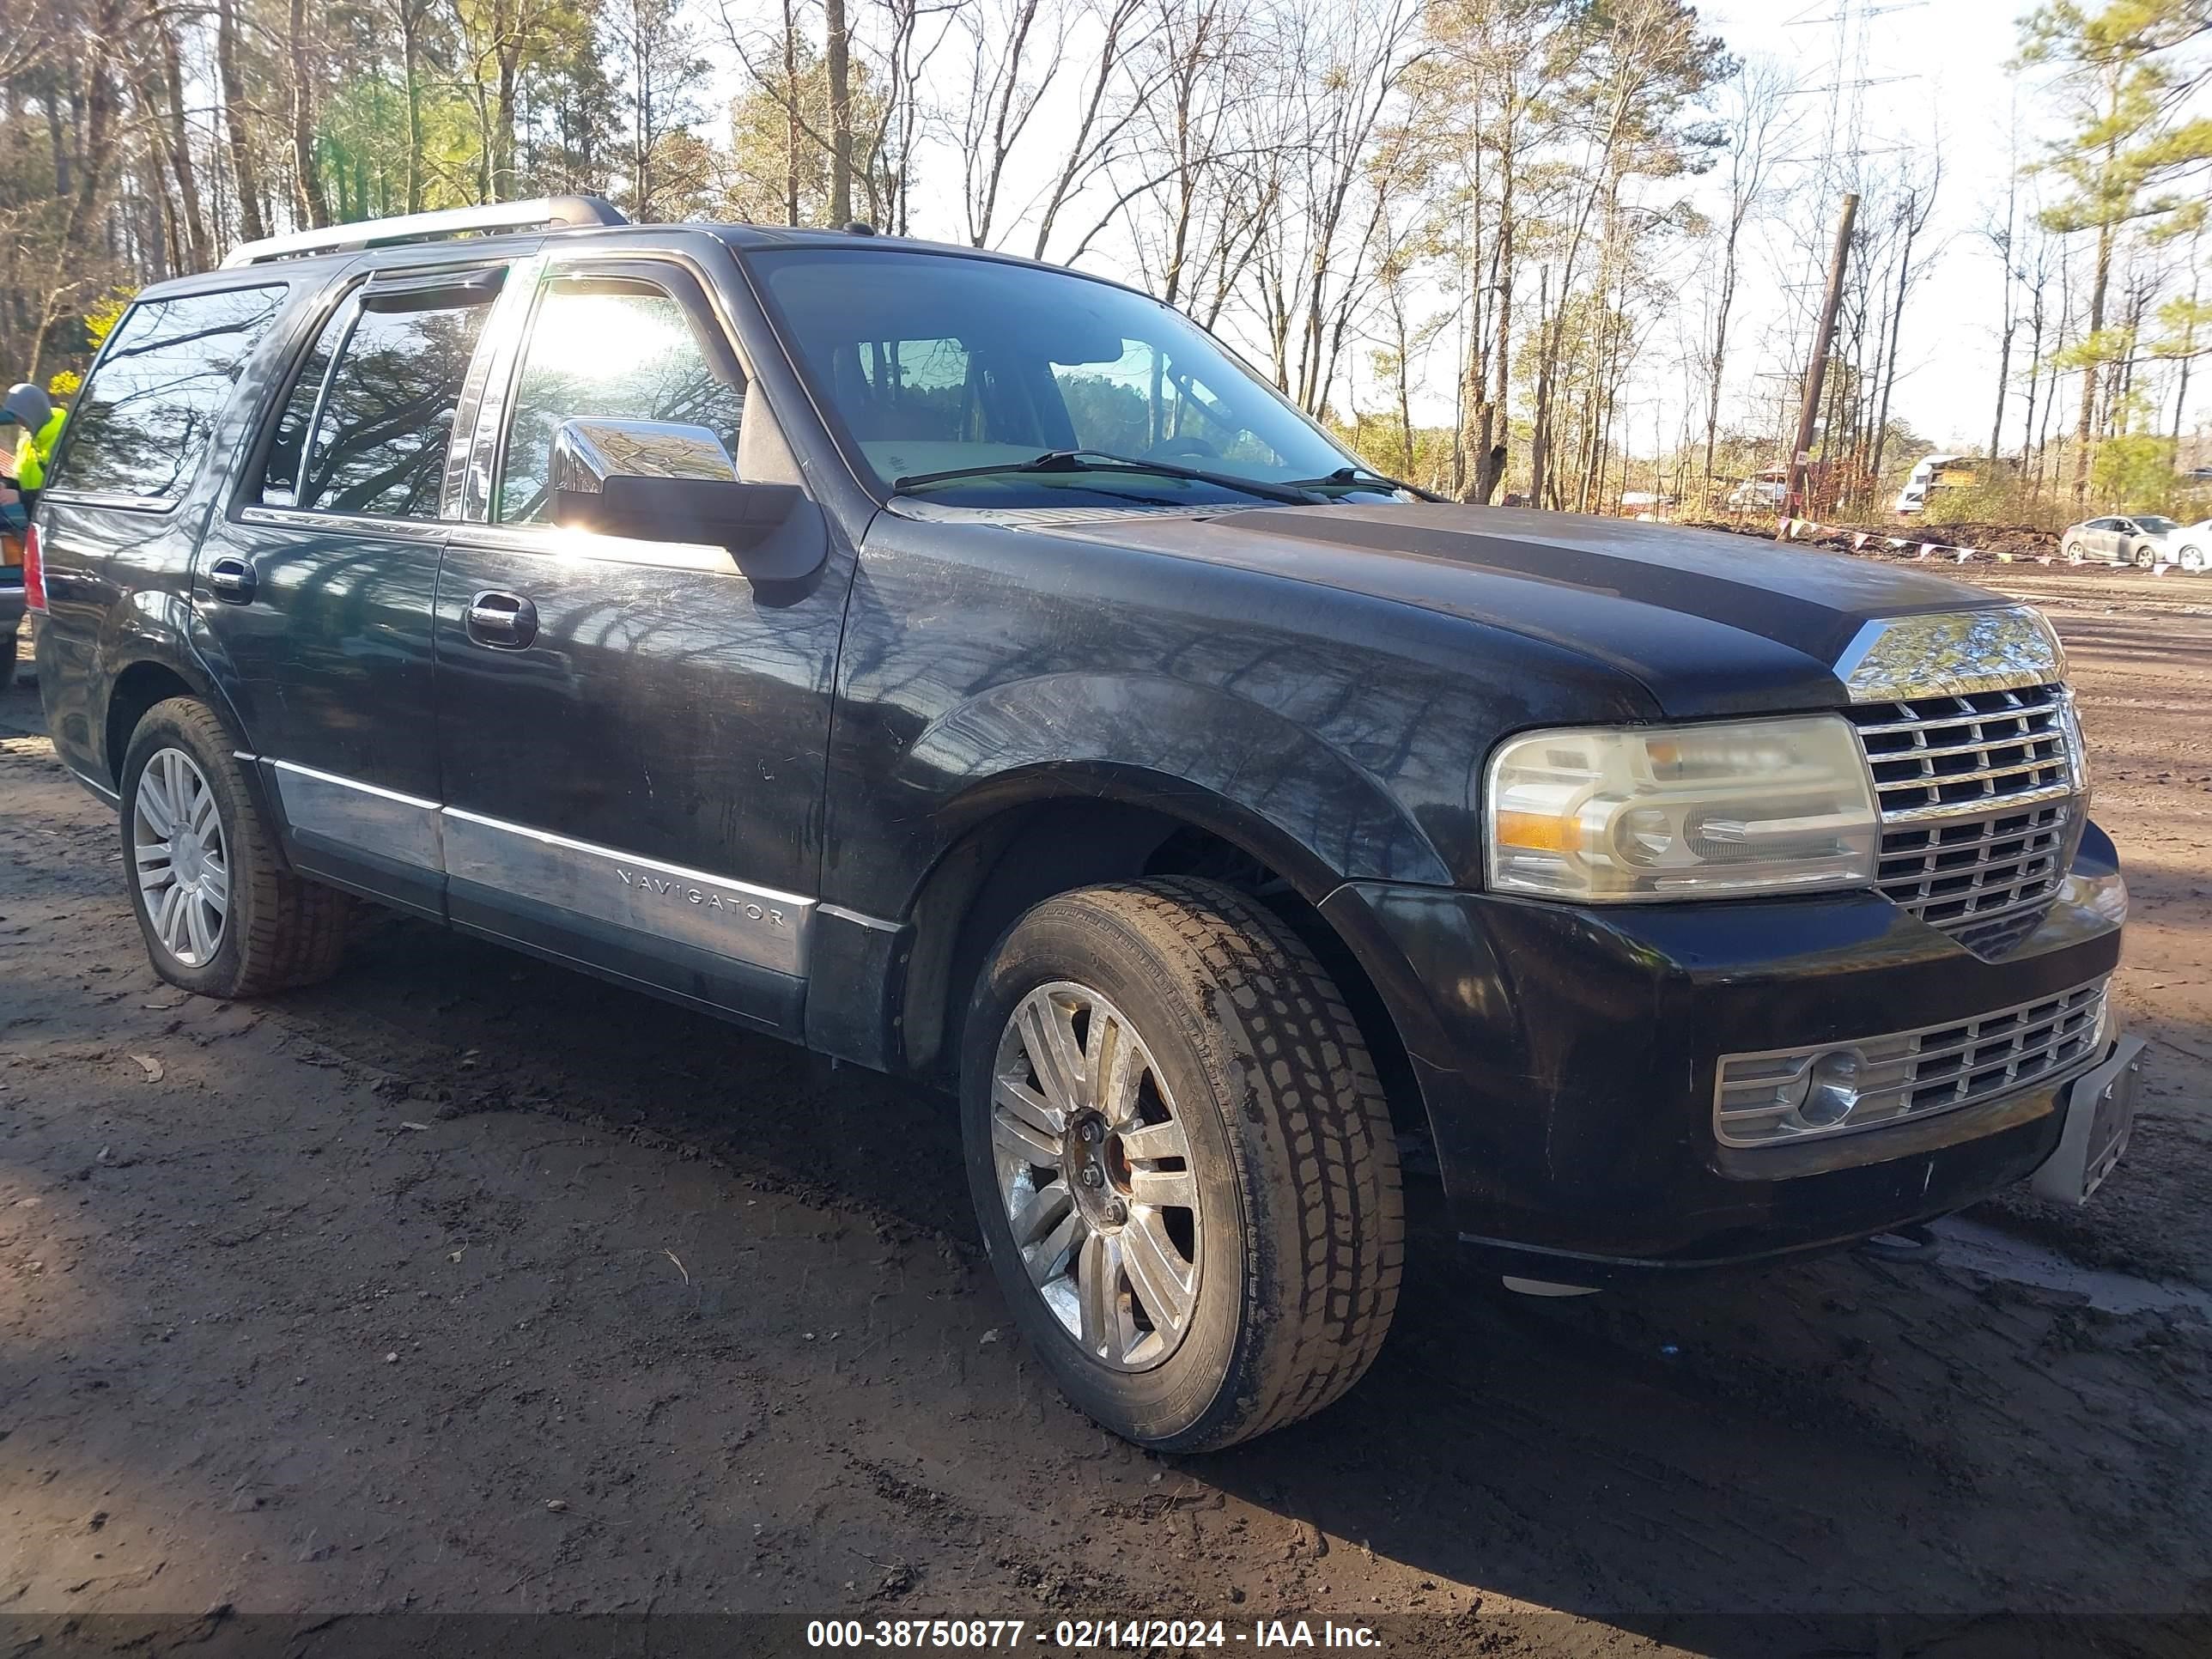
left=22, top=522, right=45, bottom=612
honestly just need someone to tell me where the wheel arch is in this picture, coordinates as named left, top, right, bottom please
left=94, top=584, right=260, bottom=787
left=99, top=647, right=293, bottom=872
left=890, top=764, right=1436, bottom=1155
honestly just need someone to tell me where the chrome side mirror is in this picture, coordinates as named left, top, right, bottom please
left=548, top=416, right=826, bottom=582
left=547, top=418, right=738, bottom=496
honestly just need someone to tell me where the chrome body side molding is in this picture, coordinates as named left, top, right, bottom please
left=248, top=756, right=825, bottom=981
left=441, top=808, right=814, bottom=978
left=268, top=758, right=446, bottom=873
left=67, top=763, right=124, bottom=806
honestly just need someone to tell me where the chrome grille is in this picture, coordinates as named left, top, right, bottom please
left=1716, top=978, right=2108, bottom=1146
left=1845, top=682, right=2081, bottom=956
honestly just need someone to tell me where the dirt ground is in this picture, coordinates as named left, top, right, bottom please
left=3, top=560, right=2210, bottom=1656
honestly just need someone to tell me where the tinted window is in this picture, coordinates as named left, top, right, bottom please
left=497, top=276, right=746, bottom=523
left=58, top=284, right=287, bottom=502
left=264, top=289, right=492, bottom=519
left=753, top=249, right=1370, bottom=507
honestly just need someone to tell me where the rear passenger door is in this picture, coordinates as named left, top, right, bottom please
left=195, top=264, right=505, bottom=916
left=432, top=256, right=844, bottom=1034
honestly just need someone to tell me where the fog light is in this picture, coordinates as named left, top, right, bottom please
left=1799, top=1049, right=1864, bottom=1127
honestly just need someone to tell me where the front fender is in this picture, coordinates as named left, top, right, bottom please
left=899, top=671, right=1455, bottom=902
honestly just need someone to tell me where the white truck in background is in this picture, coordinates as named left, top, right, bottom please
left=1894, top=453, right=1974, bottom=516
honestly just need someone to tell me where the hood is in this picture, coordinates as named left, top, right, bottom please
left=1057, top=502, right=2022, bottom=719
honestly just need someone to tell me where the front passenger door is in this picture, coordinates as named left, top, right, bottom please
left=434, top=258, right=848, bottom=1035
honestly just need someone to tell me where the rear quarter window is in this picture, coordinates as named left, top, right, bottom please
left=54, top=284, right=289, bottom=504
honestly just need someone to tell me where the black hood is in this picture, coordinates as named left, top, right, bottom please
left=1060, top=502, right=2016, bottom=719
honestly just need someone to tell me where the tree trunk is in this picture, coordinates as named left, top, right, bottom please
left=401, top=3, right=425, bottom=213
left=2071, top=218, right=2112, bottom=503
left=155, top=5, right=212, bottom=269
left=825, top=0, right=854, bottom=225
left=217, top=0, right=266, bottom=243
left=2168, top=253, right=2198, bottom=440
left=1704, top=221, right=1741, bottom=489
left=1525, top=274, right=1565, bottom=506
left=1869, top=203, right=1911, bottom=494
left=289, top=0, right=331, bottom=228
left=46, top=95, right=69, bottom=198
left=33, top=0, right=121, bottom=378
left=1472, top=168, right=1514, bottom=506
left=781, top=0, right=799, bottom=226
left=495, top=38, right=521, bottom=201
left=1988, top=325, right=2014, bottom=465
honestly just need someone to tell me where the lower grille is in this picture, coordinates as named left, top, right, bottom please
left=1715, top=977, right=2108, bottom=1146
left=1845, top=683, right=2083, bottom=957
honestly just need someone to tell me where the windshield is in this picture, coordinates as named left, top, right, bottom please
left=750, top=247, right=1383, bottom=509
left=2136, top=516, right=2179, bottom=532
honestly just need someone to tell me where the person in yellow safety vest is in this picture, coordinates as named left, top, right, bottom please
left=2, top=383, right=66, bottom=533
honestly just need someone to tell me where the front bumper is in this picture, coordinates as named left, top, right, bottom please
left=1322, top=823, right=2128, bottom=1280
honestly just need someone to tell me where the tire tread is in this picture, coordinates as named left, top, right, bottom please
left=129, top=697, right=349, bottom=996
left=1022, top=877, right=1403, bottom=1449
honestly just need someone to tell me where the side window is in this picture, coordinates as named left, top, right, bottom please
left=260, top=284, right=494, bottom=519
left=496, top=275, right=747, bottom=523
left=56, top=284, right=288, bottom=503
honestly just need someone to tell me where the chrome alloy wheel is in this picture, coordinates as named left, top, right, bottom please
left=134, top=747, right=229, bottom=967
left=991, top=981, right=1202, bottom=1371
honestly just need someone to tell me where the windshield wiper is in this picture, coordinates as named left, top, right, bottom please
left=1278, top=465, right=1437, bottom=501
left=891, top=448, right=1322, bottom=506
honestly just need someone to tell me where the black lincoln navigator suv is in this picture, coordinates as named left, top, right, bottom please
left=24, top=197, right=2137, bottom=1450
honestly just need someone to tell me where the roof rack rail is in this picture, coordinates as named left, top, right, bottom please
left=219, top=196, right=629, bottom=269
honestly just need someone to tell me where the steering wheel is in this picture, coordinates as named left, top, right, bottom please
left=1147, top=435, right=1220, bottom=461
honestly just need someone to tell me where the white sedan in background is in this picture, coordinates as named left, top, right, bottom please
left=2182, top=521, right=2212, bottom=572
left=2059, top=514, right=2206, bottom=569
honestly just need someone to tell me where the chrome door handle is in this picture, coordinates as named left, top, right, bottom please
left=205, top=556, right=257, bottom=604
left=465, top=590, right=538, bottom=649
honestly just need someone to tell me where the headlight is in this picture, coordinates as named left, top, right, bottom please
left=1485, top=715, right=1880, bottom=901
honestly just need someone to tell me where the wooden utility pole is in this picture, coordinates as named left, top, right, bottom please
left=1784, top=191, right=1859, bottom=526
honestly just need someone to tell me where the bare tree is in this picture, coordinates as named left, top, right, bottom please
left=1698, top=55, right=1796, bottom=489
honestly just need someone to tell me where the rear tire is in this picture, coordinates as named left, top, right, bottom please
left=2063, top=540, right=2085, bottom=565
left=961, top=877, right=1403, bottom=1451
left=119, top=697, right=349, bottom=999
left=2179, top=545, right=2207, bottom=574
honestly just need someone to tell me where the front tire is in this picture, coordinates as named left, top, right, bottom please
left=120, top=697, right=349, bottom=999
left=962, top=878, right=1402, bottom=1451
